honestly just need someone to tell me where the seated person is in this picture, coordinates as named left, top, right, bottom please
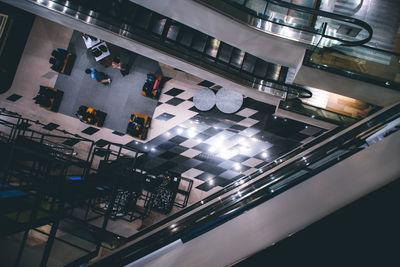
left=49, top=48, right=69, bottom=72
left=75, top=106, right=97, bottom=124
left=33, top=86, right=57, bottom=107
left=143, top=75, right=157, bottom=97
left=128, top=115, right=145, bottom=136
left=33, top=94, right=51, bottom=107
left=49, top=57, right=64, bottom=72
left=51, top=48, right=68, bottom=62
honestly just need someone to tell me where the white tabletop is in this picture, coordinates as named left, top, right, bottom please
left=193, top=88, right=216, bottom=111
left=82, top=35, right=101, bottom=49
left=91, top=42, right=111, bottom=62
left=216, top=88, right=243, bottom=114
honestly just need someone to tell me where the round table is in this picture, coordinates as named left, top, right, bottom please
left=216, top=88, right=243, bottom=114
left=193, top=87, right=216, bottom=111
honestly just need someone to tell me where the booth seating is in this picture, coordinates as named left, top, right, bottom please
left=75, top=105, right=107, bottom=127
left=141, top=73, right=163, bottom=99
left=33, top=86, right=64, bottom=112
left=49, top=48, right=76, bottom=75
left=127, top=112, right=151, bottom=140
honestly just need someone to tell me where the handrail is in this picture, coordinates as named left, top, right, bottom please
left=194, top=0, right=373, bottom=47
left=91, top=102, right=399, bottom=266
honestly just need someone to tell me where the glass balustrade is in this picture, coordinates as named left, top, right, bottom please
left=195, top=0, right=372, bottom=47
left=305, top=45, right=400, bottom=90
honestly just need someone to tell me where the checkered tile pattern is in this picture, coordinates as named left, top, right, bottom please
left=127, top=92, right=322, bottom=192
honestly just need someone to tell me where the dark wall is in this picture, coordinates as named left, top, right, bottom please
left=235, top=177, right=400, bottom=266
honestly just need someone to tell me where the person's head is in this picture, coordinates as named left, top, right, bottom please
left=85, top=68, right=91, bottom=74
left=113, top=57, right=120, bottom=64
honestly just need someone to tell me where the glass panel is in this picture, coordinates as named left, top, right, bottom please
left=245, top=0, right=267, bottom=14
left=230, top=48, right=245, bottom=68
left=266, top=64, right=282, bottom=80
left=308, top=46, right=400, bottom=86
left=217, top=42, right=234, bottom=63
left=192, top=33, right=208, bottom=52
left=229, top=0, right=246, bottom=5
left=166, top=23, right=180, bottom=41
left=179, top=28, right=194, bottom=47
left=205, top=37, right=220, bottom=57
left=265, top=3, right=289, bottom=24
left=151, top=16, right=166, bottom=35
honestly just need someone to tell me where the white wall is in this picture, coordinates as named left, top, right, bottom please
left=142, top=130, right=400, bottom=267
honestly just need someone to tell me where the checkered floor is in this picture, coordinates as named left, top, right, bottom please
left=127, top=87, right=324, bottom=192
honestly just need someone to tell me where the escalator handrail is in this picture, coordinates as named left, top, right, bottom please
left=195, top=0, right=373, bottom=46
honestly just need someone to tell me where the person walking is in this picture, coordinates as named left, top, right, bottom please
left=112, top=57, right=129, bottom=76
left=85, top=68, right=111, bottom=85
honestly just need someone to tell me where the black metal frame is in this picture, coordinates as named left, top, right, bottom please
left=0, top=108, right=154, bottom=265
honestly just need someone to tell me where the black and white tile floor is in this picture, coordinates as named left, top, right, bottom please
left=0, top=16, right=324, bottom=194
left=127, top=87, right=324, bottom=192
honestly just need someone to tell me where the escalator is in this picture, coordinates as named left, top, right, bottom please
left=6, top=0, right=312, bottom=99
left=194, top=0, right=373, bottom=47
left=192, top=1, right=400, bottom=104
